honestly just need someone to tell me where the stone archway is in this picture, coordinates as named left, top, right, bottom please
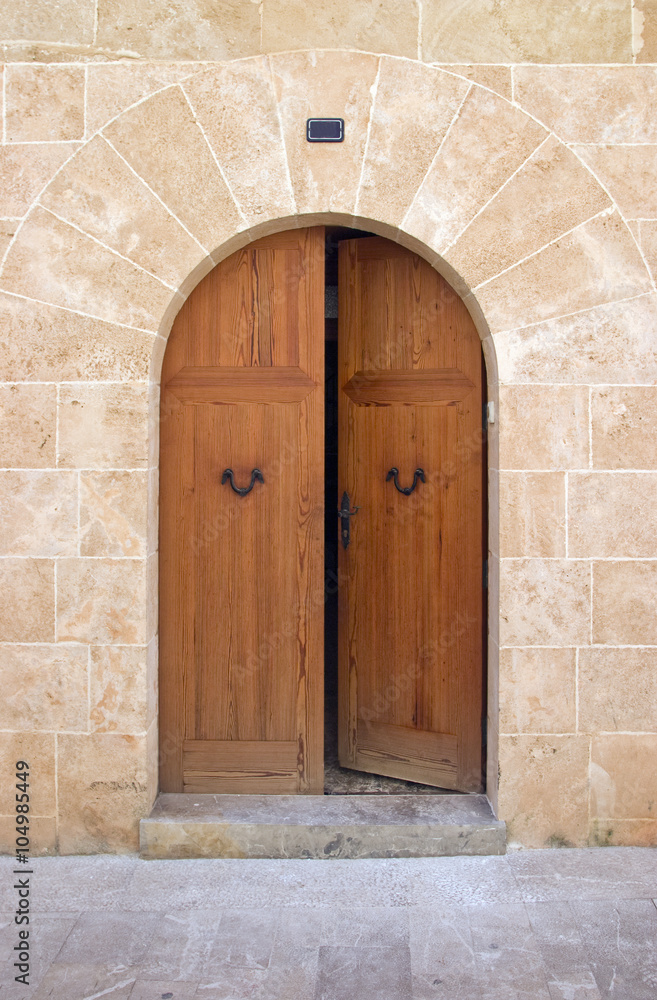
left=0, top=50, right=651, bottom=851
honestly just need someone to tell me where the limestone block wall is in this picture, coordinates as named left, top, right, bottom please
left=1, top=3, right=657, bottom=853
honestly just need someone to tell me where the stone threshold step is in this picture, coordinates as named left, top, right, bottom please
left=140, top=793, right=506, bottom=859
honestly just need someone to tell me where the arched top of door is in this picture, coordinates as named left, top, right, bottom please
left=1, top=50, right=647, bottom=388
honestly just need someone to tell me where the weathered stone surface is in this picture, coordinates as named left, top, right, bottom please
left=499, top=472, right=565, bottom=558
left=0, top=558, right=54, bottom=642
left=41, top=136, right=206, bottom=287
left=591, top=386, right=657, bottom=469
left=57, top=733, right=151, bottom=854
left=0, top=643, right=87, bottom=731
left=56, top=557, right=147, bottom=644
left=498, top=735, right=590, bottom=848
left=499, top=648, right=576, bottom=734
left=357, top=60, right=468, bottom=227
left=589, top=818, right=657, bottom=847
left=96, top=0, right=261, bottom=61
left=0, top=0, right=95, bottom=44
left=90, top=645, right=149, bottom=734
left=0, top=471, right=77, bottom=556
left=58, top=383, right=149, bottom=470
left=637, top=219, right=657, bottom=285
left=403, top=86, right=547, bottom=253
left=500, top=559, right=591, bottom=647
left=86, top=63, right=200, bottom=135
left=0, top=814, right=57, bottom=855
left=0, top=732, right=56, bottom=816
left=593, top=561, right=657, bottom=644
left=183, top=60, right=295, bottom=227
left=434, top=64, right=513, bottom=100
left=514, top=67, right=657, bottom=143
left=447, top=136, right=610, bottom=287
left=568, top=473, right=657, bottom=557
left=103, top=85, right=246, bottom=255
left=579, top=648, right=657, bottom=733
left=476, top=212, right=651, bottom=333
left=140, top=793, right=506, bottom=859
left=0, top=206, right=174, bottom=331
left=5, top=64, right=85, bottom=142
left=0, top=293, right=155, bottom=382
left=0, top=143, right=75, bottom=218
left=574, top=144, right=657, bottom=219
left=80, top=471, right=147, bottom=557
left=271, top=50, right=378, bottom=217
left=263, top=0, right=419, bottom=57
left=495, top=294, right=657, bottom=385
left=422, top=0, right=631, bottom=63
left=635, top=0, right=657, bottom=61
left=0, top=383, right=56, bottom=468
left=0, top=220, right=16, bottom=261
left=591, top=735, right=657, bottom=819
left=498, top=386, right=589, bottom=470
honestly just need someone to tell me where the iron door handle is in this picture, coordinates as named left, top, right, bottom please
left=337, top=490, right=359, bottom=548
left=221, top=468, right=264, bottom=496
left=386, top=467, right=426, bottom=495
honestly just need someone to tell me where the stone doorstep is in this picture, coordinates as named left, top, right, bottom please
left=140, top=793, right=506, bottom=860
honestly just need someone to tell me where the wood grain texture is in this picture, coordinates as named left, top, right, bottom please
left=343, top=368, right=475, bottom=405
left=337, top=237, right=485, bottom=793
left=182, top=739, right=299, bottom=793
left=356, top=720, right=458, bottom=785
left=167, top=366, right=317, bottom=404
left=160, top=227, right=325, bottom=794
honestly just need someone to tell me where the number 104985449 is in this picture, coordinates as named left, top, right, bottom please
left=15, top=761, right=29, bottom=852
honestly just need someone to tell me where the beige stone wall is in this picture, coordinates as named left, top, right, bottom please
left=3, top=0, right=657, bottom=64
left=1, top=4, right=657, bottom=854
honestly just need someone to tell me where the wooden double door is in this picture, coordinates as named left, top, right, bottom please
left=159, top=227, right=485, bottom=795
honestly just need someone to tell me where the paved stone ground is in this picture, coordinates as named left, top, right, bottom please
left=0, top=848, right=655, bottom=999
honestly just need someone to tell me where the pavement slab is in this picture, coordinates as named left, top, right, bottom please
left=0, top=848, right=653, bottom=999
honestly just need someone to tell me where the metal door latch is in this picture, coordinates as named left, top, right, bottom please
left=337, top=491, right=359, bottom=548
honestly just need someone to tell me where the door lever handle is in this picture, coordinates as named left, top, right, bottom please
left=386, top=467, right=425, bottom=495
left=221, top=468, right=264, bottom=496
left=337, top=490, right=359, bottom=548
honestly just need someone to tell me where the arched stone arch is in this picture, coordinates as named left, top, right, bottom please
left=1, top=50, right=654, bottom=850
left=3, top=51, right=647, bottom=343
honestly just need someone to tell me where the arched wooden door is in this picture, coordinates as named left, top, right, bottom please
left=337, top=237, right=485, bottom=792
left=159, top=228, right=325, bottom=793
left=159, top=227, right=485, bottom=795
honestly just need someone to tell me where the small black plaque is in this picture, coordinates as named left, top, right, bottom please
left=306, top=118, right=344, bottom=142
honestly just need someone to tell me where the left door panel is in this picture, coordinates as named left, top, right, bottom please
left=159, top=228, right=325, bottom=793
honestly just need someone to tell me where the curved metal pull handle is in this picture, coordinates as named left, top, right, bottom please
left=337, top=490, right=359, bottom=548
left=221, top=468, right=264, bottom=496
left=386, top=467, right=426, bottom=495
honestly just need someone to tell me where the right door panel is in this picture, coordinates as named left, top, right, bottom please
left=337, top=237, right=485, bottom=793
